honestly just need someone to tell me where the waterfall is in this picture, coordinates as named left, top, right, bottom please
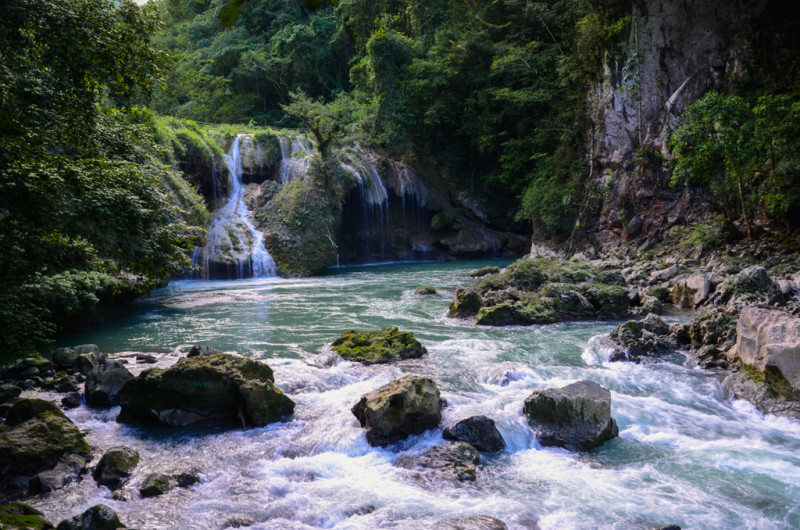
left=278, top=135, right=313, bottom=184
left=192, top=136, right=277, bottom=279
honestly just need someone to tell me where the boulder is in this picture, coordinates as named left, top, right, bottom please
left=0, top=502, right=54, bottom=530
left=174, top=469, right=200, bottom=488
left=187, top=345, right=220, bottom=358
left=331, top=327, right=427, bottom=364
left=437, top=515, right=508, bottom=530
left=609, top=313, right=674, bottom=361
left=0, top=354, right=52, bottom=379
left=56, top=504, right=125, bottom=530
left=672, top=271, right=711, bottom=308
left=469, top=266, right=500, bottom=278
left=523, top=380, right=619, bottom=451
left=394, top=442, right=480, bottom=482
left=53, top=345, right=101, bottom=369
left=732, top=307, right=800, bottom=398
left=140, top=473, right=173, bottom=497
left=442, top=416, right=505, bottom=453
left=650, top=265, right=679, bottom=283
left=414, top=285, right=438, bottom=296
left=0, top=399, right=90, bottom=490
left=61, top=392, right=82, bottom=409
left=116, top=353, right=294, bottom=427
left=448, top=287, right=482, bottom=318
left=29, top=453, right=87, bottom=493
left=85, top=361, right=134, bottom=407
left=93, top=447, right=139, bottom=490
left=0, top=384, right=22, bottom=403
left=74, top=347, right=107, bottom=376
left=351, top=375, right=442, bottom=447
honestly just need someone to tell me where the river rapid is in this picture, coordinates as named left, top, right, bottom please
left=26, top=261, right=800, bottom=529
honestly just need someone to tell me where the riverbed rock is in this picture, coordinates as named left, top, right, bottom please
left=448, top=257, right=629, bottom=326
left=52, top=345, right=100, bottom=369
left=29, top=453, right=87, bottom=493
left=0, top=384, right=21, bottom=403
left=0, top=399, right=90, bottom=491
left=470, top=266, right=500, bottom=278
left=708, top=265, right=784, bottom=309
left=140, top=473, right=173, bottom=497
left=730, top=307, right=800, bottom=399
left=523, top=380, right=619, bottom=451
left=187, top=344, right=220, bottom=358
left=56, top=504, right=125, bottom=530
left=415, top=285, right=437, bottom=295
left=116, top=353, right=294, bottom=427
left=61, top=392, right=82, bottom=409
left=0, top=353, right=52, bottom=379
left=442, top=416, right=505, bottom=453
left=672, top=271, right=712, bottom=308
left=74, top=348, right=108, bottom=376
left=609, top=313, right=675, bottom=361
left=437, top=515, right=508, bottom=530
left=394, top=442, right=480, bottom=482
left=0, top=502, right=54, bottom=530
left=93, top=447, right=140, bottom=490
left=331, top=327, right=427, bottom=364
left=85, top=361, right=133, bottom=407
left=351, top=375, right=442, bottom=447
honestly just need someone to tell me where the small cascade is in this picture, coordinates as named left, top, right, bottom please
left=278, top=135, right=314, bottom=184
left=192, top=136, right=277, bottom=279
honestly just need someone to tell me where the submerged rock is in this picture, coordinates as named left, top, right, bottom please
left=93, top=447, right=139, bottom=490
left=0, top=502, right=54, bottom=530
left=394, top=442, right=480, bottom=482
left=352, top=375, right=442, bottom=447
left=0, top=384, right=22, bottom=403
left=442, top=416, right=505, bottom=453
left=415, top=285, right=438, bottom=295
left=523, top=380, right=619, bottom=451
left=116, top=353, right=294, bottom=427
left=609, top=313, right=675, bottom=361
left=0, top=399, right=90, bottom=490
left=331, top=327, right=427, bottom=364
left=437, top=515, right=508, bottom=530
left=56, top=504, right=125, bottom=530
left=85, top=361, right=133, bottom=407
left=449, top=258, right=629, bottom=325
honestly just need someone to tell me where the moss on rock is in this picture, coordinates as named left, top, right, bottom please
left=331, top=327, right=427, bottom=364
left=0, top=503, right=54, bottom=530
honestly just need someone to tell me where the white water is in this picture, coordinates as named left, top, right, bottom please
left=192, top=136, right=276, bottom=279
left=39, top=261, right=800, bottom=529
left=278, top=135, right=314, bottom=184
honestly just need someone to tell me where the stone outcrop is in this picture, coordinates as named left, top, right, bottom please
left=609, top=313, right=675, bottom=362
left=351, top=375, right=442, bottom=447
left=442, top=416, right=505, bottom=453
left=672, top=271, right=711, bottom=308
left=85, top=361, right=133, bottom=407
left=448, top=257, right=629, bottom=326
left=0, top=502, right=54, bottom=530
left=394, top=442, right=480, bottom=482
left=523, top=381, right=619, bottom=451
left=93, top=447, right=139, bottom=490
left=116, top=353, right=294, bottom=427
left=140, top=473, right=173, bottom=498
left=56, top=504, right=125, bottom=530
left=331, top=327, right=426, bottom=364
left=0, top=399, right=90, bottom=492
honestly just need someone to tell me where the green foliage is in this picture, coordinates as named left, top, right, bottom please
left=667, top=213, right=727, bottom=253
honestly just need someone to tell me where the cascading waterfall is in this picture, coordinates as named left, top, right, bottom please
left=278, top=135, right=314, bottom=184
left=192, top=136, right=277, bottom=279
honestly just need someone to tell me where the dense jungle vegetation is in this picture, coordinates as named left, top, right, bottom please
left=1, top=0, right=799, bottom=357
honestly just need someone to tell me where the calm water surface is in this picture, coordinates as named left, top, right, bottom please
left=26, top=261, right=800, bottom=529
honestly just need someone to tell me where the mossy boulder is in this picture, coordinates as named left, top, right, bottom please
left=0, top=399, right=90, bottom=487
left=331, top=327, right=427, bottom=364
left=140, top=473, right=173, bottom=498
left=85, top=361, right=134, bottom=407
left=352, top=375, right=442, bottom=447
left=609, top=313, right=675, bottom=361
left=116, top=353, right=294, bottom=427
left=469, top=266, right=500, bottom=278
left=414, top=285, right=437, bottom=296
left=442, top=416, right=505, bottom=453
left=449, top=258, right=629, bottom=326
left=93, top=447, right=139, bottom=490
left=0, top=354, right=52, bottom=379
left=0, top=384, right=22, bottom=404
left=0, top=503, right=54, bottom=530
left=56, top=504, right=125, bottom=530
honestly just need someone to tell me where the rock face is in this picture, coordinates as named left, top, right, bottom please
left=85, top=361, right=133, bottom=407
left=523, top=381, right=619, bottom=451
left=331, top=327, right=426, bottom=364
left=394, top=442, right=480, bottom=482
left=437, top=515, right=508, bottom=530
left=93, top=447, right=139, bottom=490
left=116, top=353, right=294, bottom=427
left=609, top=313, right=675, bottom=361
left=672, top=271, right=712, bottom=308
left=351, top=375, right=442, bottom=447
left=448, top=258, right=629, bottom=326
left=29, top=454, right=88, bottom=494
left=56, top=504, right=125, bottom=530
left=0, top=353, right=52, bottom=379
left=442, top=416, right=505, bottom=453
left=0, top=399, right=90, bottom=491
left=731, top=307, right=800, bottom=399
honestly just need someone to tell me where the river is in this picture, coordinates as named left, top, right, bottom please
left=27, top=261, right=800, bottom=529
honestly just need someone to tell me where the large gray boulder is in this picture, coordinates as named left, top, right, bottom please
left=731, top=307, right=800, bottom=398
left=93, top=447, right=139, bottom=490
left=523, top=380, right=619, bottom=451
left=351, top=375, right=442, bottom=447
left=672, top=271, right=711, bottom=308
left=394, top=442, right=480, bottom=482
left=116, top=353, right=294, bottom=427
left=85, top=361, right=134, bottom=407
left=609, top=313, right=674, bottom=361
left=442, top=416, right=505, bottom=453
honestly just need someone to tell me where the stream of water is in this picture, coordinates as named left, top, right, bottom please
left=30, top=261, right=800, bottom=529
